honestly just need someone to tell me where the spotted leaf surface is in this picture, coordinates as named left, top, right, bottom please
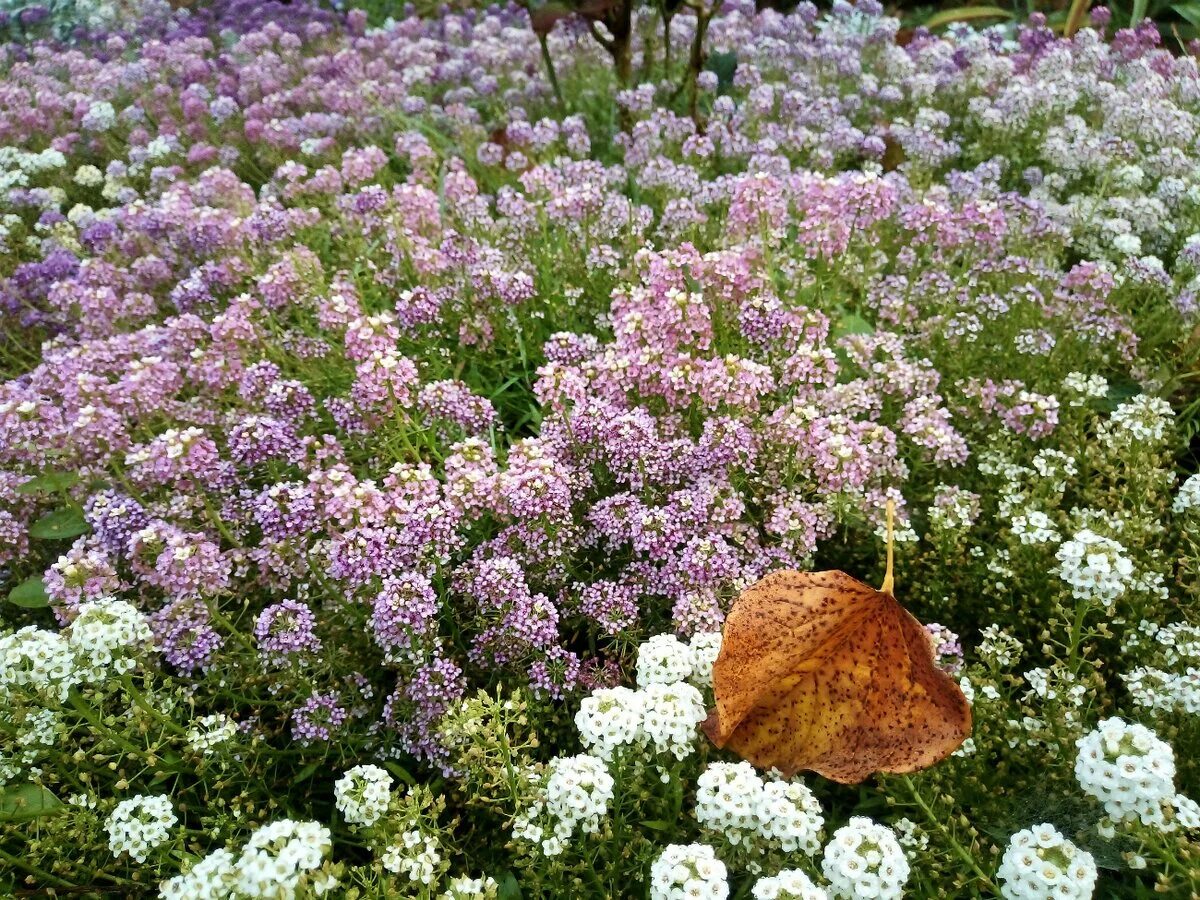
left=703, top=569, right=972, bottom=784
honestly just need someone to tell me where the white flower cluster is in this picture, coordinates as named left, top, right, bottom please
left=1173, top=795, right=1200, bottom=831
left=186, top=713, right=238, bottom=754
left=978, top=625, right=1023, bottom=669
left=751, top=869, right=828, bottom=900
left=650, top=843, right=729, bottom=900
left=106, top=795, right=177, bottom=863
left=333, top=763, right=393, bottom=827
left=996, top=824, right=1097, bottom=900
left=439, top=875, right=499, bottom=899
left=1, top=708, right=60, bottom=786
left=820, top=817, right=909, bottom=900
left=694, top=761, right=823, bottom=856
left=67, top=598, right=152, bottom=680
left=235, top=819, right=333, bottom=897
left=1099, top=395, right=1174, bottom=448
left=1010, top=510, right=1059, bottom=545
left=382, top=830, right=442, bottom=884
left=1123, top=666, right=1200, bottom=715
left=1172, top=474, right=1200, bottom=513
left=1054, top=529, right=1134, bottom=603
left=1030, top=449, right=1077, bottom=488
left=1074, top=718, right=1176, bottom=828
left=637, top=634, right=694, bottom=686
left=0, top=626, right=80, bottom=702
left=636, top=631, right=723, bottom=689
left=161, top=819, right=332, bottom=899
left=513, top=754, right=614, bottom=857
left=575, top=682, right=706, bottom=761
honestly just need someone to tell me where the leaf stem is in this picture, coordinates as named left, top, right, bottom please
left=880, top=498, right=895, bottom=595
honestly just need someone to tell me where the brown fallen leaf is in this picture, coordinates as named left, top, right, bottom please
left=702, top=503, right=971, bottom=784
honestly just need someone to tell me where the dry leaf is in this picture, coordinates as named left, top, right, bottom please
left=702, top=515, right=971, bottom=783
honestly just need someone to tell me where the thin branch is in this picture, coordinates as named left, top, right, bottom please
left=586, top=19, right=615, bottom=52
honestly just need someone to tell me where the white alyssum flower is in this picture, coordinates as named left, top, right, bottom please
left=439, top=875, right=499, bottom=898
left=160, top=847, right=238, bottom=899
left=1011, top=510, right=1059, bottom=545
left=997, top=823, right=1097, bottom=900
left=820, top=817, right=909, bottom=900
left=1123, top=666, right=1200, bottom=715
left=575, top=685, right=645, bottom=759
left=757, top=780, right=825, bottom=854
left=639, top=682, right=707, bottom=760
left=637, top=633, right=695, bottom=686
left=688, top=630, right=723, bottom=689
left=232, top=819, right=331, bottom=897
left=1075, top=718, right=1176, bottom=828
left=1054, top=529, right=1134, bottom=603
left=751, top=869, right=828, bottom=900
left=106, top=795, right=177, bottom=863
left=74, top=164, right=104, bottom=187
left=186, top=713, right=237, bottom=754
left=649, top=843, right=729, bottom=900
left=82, top=100, right=117, bottom=132
left=0, top=626, right=80, bottom=702
left=575, top=682, right=705, bottom=761
left=333, top=764, right=393, bottom=827
left=1173, top=795, right=1200, bottom=830
left=1061, top=373, right=1108, bottom=406
left=978, top=625, right=1023, bottom=669
left=67, top=598, right=152, bottom=680
left=1099, top=395, right=1174, bottom=448
left=513, top=754, right=614, bottom=856
left=1173, top=474, right=1200, bottom=513
left=694, top=761, right=824, bottom=856
left=695, top=761, right=767, bottom=846
left=381, top=829, right=442, bottom=884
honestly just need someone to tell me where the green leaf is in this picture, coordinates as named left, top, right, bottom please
left=497, top=871, right=522, bottom=900
left=1173, top=1, right=1200, bottom=27
left=1098, top=377, right=1142, bottom=412
left=0, top=783, right=63, bottom=822
left=640, top=819, right=675, bottom=831
left=28, top=508, right=89, bottom=541
left=15, top=471, right=80, bottom=496
left=294, top=762, right=320, bottom=783
left=383, top=761, right=417, bottom=786
left=924, top=5, right=1011, bottom=27
left=704, top=50, right=738, bottom=93
left=8, top=576, right=48, bottom=609
left=833, top=312, right=875, bottom=339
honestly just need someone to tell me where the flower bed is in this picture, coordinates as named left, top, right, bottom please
left=1, top=1, right=1200, bottom=896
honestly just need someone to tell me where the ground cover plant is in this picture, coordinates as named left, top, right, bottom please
left=2, top=0, right=1200, bottom=896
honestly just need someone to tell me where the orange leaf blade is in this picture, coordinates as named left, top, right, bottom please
left=704, top=569, right=972, bottom=784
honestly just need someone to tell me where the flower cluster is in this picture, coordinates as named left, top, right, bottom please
left=997, top=824, right=1097, bottom=900
left=513, top=754, right=615, bottom=856
left=105, top=795, right=176, bottom=863
left=333, top=764, right=394, bottom=827
left=574, top=682, right=707, bottom=761
left=694, top=761, right=823, bottom=857
left=160, top=819, right=333, bottom=899
left=650, top=843, right=729, bottom=900
left=752, top=869, right=828, bottom=900
left=820, top=817, right=909, bottom=900
left=1074, top=718, right=1177, bottom=828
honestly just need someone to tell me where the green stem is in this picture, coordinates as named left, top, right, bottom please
left=537, top=33, right=566, bottom=112
left=0, top=844, right=74, bottom=889
left=68, top=690, right=145, bottom=756
left=120, top=675, right=189, bottom=737
left=902, top=776, right=998, bottom=893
